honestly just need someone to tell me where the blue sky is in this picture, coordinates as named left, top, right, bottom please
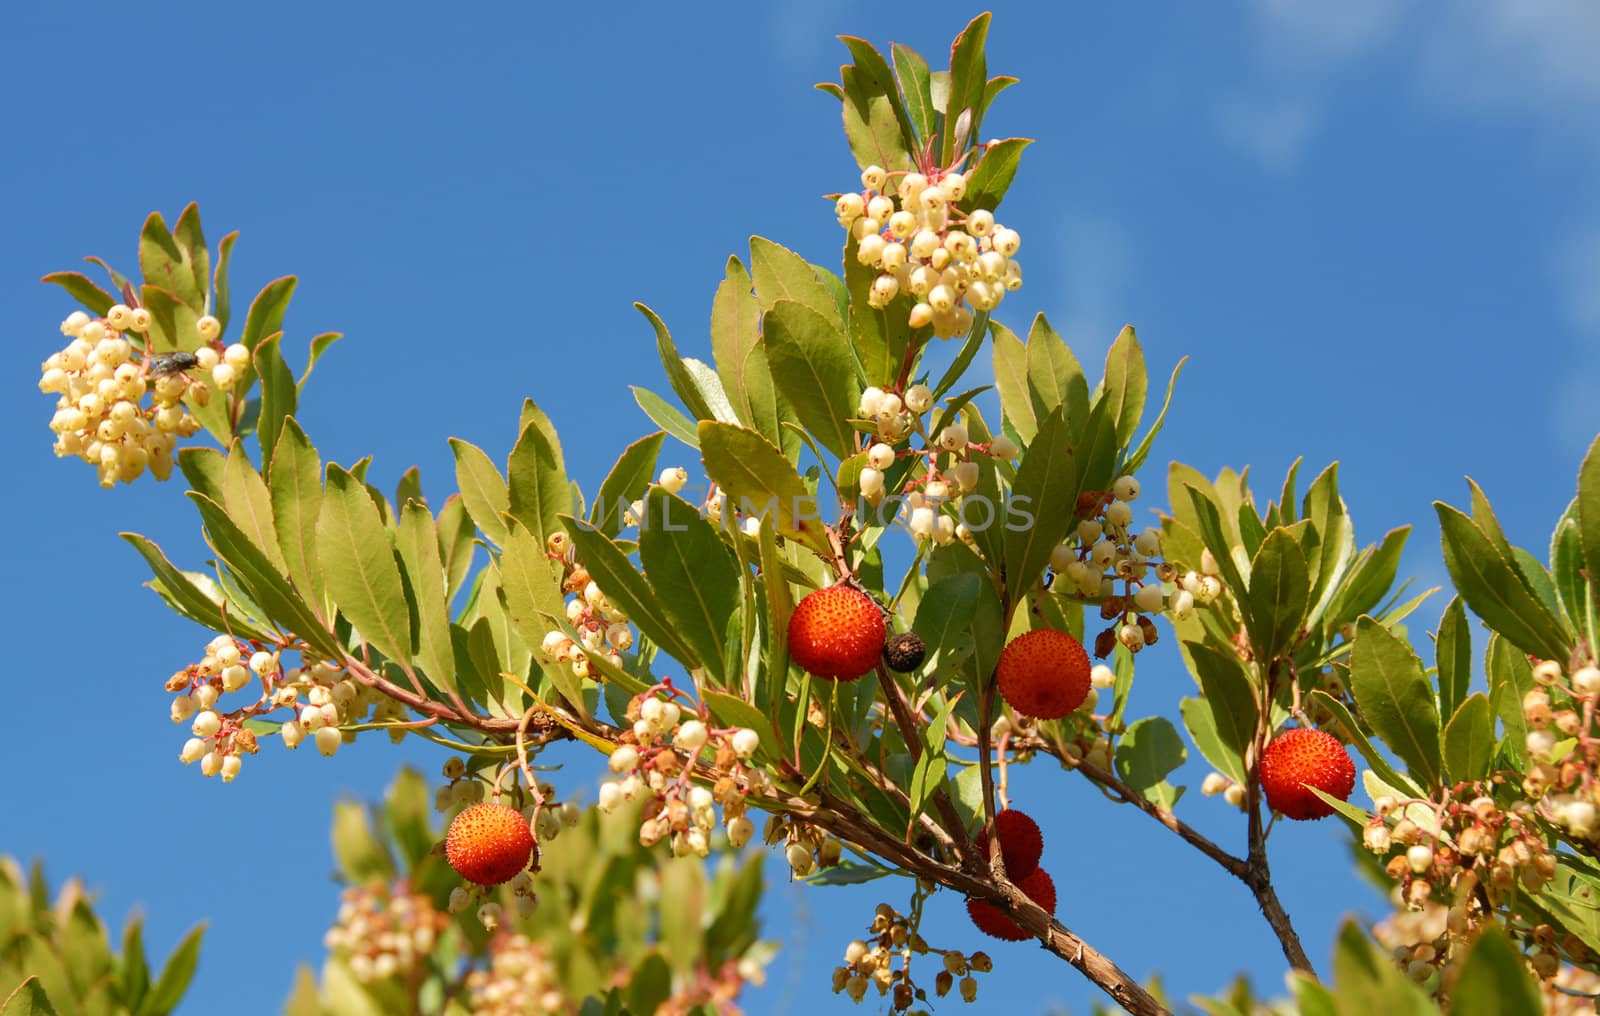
left=4, top=1, right=1598, bottom=1012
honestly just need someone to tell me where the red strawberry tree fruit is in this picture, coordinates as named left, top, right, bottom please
left=26, top=12, right=1600, bottom=1016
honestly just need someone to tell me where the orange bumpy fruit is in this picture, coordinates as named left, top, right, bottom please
left=966, top=866, right=1057, bottom=941
left=787, top=586, right=886, bottom=681
left=995, top=629, right=1090, bottom=719
left=973, top=809, right=1043, bottom=879
left=445, top=802, right=535, bottom=885
left=1259, top=727, right=1355, bottom=821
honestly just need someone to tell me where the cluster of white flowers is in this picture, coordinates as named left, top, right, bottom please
left=836, top=163, right=1023, bottom=338
left=597, top=690, right=765, bottom=858
left=323, top=882, right=447, bottom=983
left=831, top=902, right=992, bottom=1010
left=539, top=532, right=632, bottom=681
left=1049, top=475, right=1178, bottom=654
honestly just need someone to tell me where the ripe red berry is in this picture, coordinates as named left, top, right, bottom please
left=445, top=802, right=535, bottom=886
left=1259, top=727, right=1355, bottom=821
left=995, top=629, right=1090, bottom=719
left=966, top=867, right=1057, bottom=941
left=787, top=586, right=886, bottom=681
left=973, top=809, right=1043, bottom=879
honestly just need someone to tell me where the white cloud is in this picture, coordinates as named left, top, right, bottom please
left=1419, top=2, right=1600, bottom=114
left=1216, top=97, right=1316, bottom=172
left=1248, top=0, right=1411, bottom=64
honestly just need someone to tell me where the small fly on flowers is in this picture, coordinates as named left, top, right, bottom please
left=148, top=351, right=200, bottom=377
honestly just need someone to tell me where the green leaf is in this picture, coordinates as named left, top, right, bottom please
left=397, top=501, right=457, bottom=696
left=1025, top=314, right=1089, bottom=437
left=638, top=490, right=740, bottom=686
left=891, top=42, right=936, bottom=138
left=449, top=438, right=510, bottom=546
left=1349, top=617, right=1442, bottom=789
left=837, top=57, right=914, bottom=175
left=698, top=422, right=828, bottom=556
left=932, top=311, right=989, bottom=400
left=1310, top=690, right=1424, bottom=797
left=758, top=516, right=796, bottom=722
left=188, top=493, right=342, bottom=659
left=1578, top=435, right=1600, bottom=629
left=963, top=137, right=1032, bottom=211
left=139, top=212, right=204, bottom=311
left=506, top=415, right=568, bottom=549
left=171, top=203, right=210, bottom=313
left=1435, top=596, right=1471, bottom=721
left=252, top=335, right=296, bottom=473
left=627, top=953, right=672, bottom=1016
left=1003, top=405, right=1076, bottom=601
left=138, top=924, right=204, bottom=1016
left=1184, top=643, right=1258, bottom=763
left=1098, top=325, right=1147, bottom=451
left=563, top=516, right=701, bottom=671
left=121, top=533, right=234, bottom=633
left=748, top=237, right=842, bottom=329
left=990, top=320, right=1036, bottom=442
left=499, top=520, right=585, bottom=714
left=710, top=257, right=786, bottom=450
left=41, top=272, right=114, bottom=316
left=1185, top=484, right=1251, bottom=597
left=1442, top=692, right=1494, bottom=783
left=239, top=276, right=295, bottom=351
left=1180, top=696, right=1246, bottom=784
left=223, top=441, right=285, bottom=570
left=913, top=572, right=981, bottom=685
left=591, top=432, right=665, bottom=537
left=121, top=917, right=151, bottom=1012
left=941, top=12, right=991, bottom=165
left=0, top=978, right=57, bottom=1016
left=211, top=231, right=238, bottom=333
left=1114, top=716, right=1186, bottom=810
left=1436, top=503, right=1572, bottom=662
left=319, top=465, right=414, bottom=668
left=704, top=690, right=780, bottom=765
left=1487, top=633, right=1534, bottom=770
left=1246, top=528, right=1310, bottom=663
left=762, top=299, right=858, bottom=460
left=297, top=332, right=342, bottom=390
left=1450, top=926, right=1542, bottom=1015
left=632, top=386, right=701, bottom=448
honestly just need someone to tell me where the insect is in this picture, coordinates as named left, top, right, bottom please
left=147, top=351, right=199, bottom=377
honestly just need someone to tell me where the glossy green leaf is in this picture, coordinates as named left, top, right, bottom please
left=940, top=12, right=990, bottom=165
left=891, top=42, right=936, bottom=138
left=632, top=386, right=700, bottom=448
left=139, top=212, right=204, bottom=311
left=990, top=320, right=1036, bottom=442
left=762, top=299, right=858, bottom=459
left=1122, top=355, right=1185, bottom=475
left=397, top=501, right=456, bottom=696
left=499, top=520, right=584, bottom=713
left=1349, top=617, right=1441, bottom=789
left=1442, top=692, right=1494, bottom=783
left=222, top=441, right=284, bottom=569
left=171, top=203, right=210, bottom=314
left=963, top=137, right=1032, bottom=211
left=506, top=416, right=568, bottom=549
left=331, top=803, right=392, bottom=883
left=591, top=432, right=665, bottom=537
left=1114, top=716, right=1186, bottom=810
left=239, top=276, right=295, bottom=351
left=319, top=465, right=413, bottom=667
left=188, top=493, right=341, bottom=659
left=1184, top=642, right=1258, bottom=762
left=41, top=272, right=114, bottom=316
left=913, top=572, right=981, bottom=685
left=449, top=437, right=510, bottom=546
left=1024, top=314, right=1088, bottom=437
left=698, top=422, right=828, bottom=556
left=1578, top=435, right=1600, bottom=616
left=562, top=516, right=701, bottom=671
left=758, top=516, right=795, bottom=722
left=1246, top=528, right=1309, bottom=664
left=710, top=257, right=786, bottom=450
left=638, top=490, right=740, bottom=686
left=297, top=332, right=342, bottom=390
left=211, top=231, right=238, bottom=332
left=1487, top=633, right=1534, bottom=770
left=1436, top=502, right=1571, bottom=662
left=121, top=533, right=233, bottom=634
left=1003, top=405, right=1075, bottom=601
left=748, top=237, right=841, bottom=329
left=1098, top=325, right=1147, bottom=451
left=1180, top=696, right=1246, bottom=784
left=249, top=337, right=296, bottom=474
left=1435, top=596, right=1471, bottom=721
